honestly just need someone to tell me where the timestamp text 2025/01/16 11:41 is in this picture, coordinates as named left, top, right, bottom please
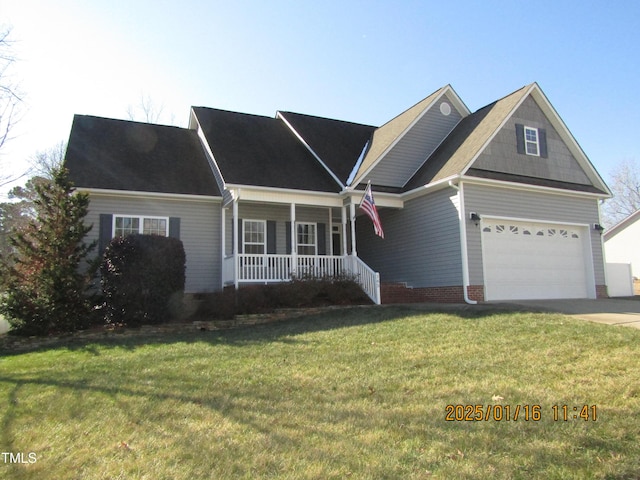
left=445, top=404, right=598, bottom=422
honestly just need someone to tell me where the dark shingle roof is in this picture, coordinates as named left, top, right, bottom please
left=65, top=115, right=220, bottom=196
left=277, top=112, right=376, bottom=185
left=192, top=107, right=342, bottom=192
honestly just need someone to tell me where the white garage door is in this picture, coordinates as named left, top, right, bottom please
left=481, top=219, right=591, bottom=301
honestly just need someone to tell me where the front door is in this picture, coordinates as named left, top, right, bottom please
left=332, top=223, right=342, bottom=255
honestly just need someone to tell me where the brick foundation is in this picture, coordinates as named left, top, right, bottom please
left=596, top=284, right=609, bottom=299
left=381, top=283, right=484, bottom=304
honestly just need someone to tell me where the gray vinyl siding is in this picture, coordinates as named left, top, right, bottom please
left=366, top=94, right=463, bottom=188
left=225, top=203, right=334, bottom=255
left=86, top=193, right=221, bottom=293
left=472, top=96, right=592, bottom=185
left=463, top=182, right=605, bottom=286
left=357, top=187, right=462, bottom=287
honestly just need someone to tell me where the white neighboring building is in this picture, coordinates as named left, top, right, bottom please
left=604, top=209, right=640, bottom=280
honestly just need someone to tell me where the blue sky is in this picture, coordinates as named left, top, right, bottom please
left=2, top=0, right=639, bottom=197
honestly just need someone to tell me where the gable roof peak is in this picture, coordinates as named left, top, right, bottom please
left=405, top=81, right=611, bottom=196
left=349, top=84, right=470, bottom=187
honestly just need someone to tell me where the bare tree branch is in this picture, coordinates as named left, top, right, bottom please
left=127, top=93, right=166, bottom=124
left=0, top=27, right=26, bottom=186
left=602, top=158, right=640, bottom=227
left=29, top=141, right=66, bottom=179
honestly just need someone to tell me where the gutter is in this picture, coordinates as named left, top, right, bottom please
left=449, top=180, right=478, bottom=305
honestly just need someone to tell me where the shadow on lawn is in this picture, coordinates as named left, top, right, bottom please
left=1, top=303, right=516, bottom=356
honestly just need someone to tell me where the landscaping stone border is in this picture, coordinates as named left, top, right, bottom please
left=0, top=306, right=358, bottom=353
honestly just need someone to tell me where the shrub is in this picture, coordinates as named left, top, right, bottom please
left=191, top=275, right=371, bottom=320
left=101, top=234, right=185, bottom=326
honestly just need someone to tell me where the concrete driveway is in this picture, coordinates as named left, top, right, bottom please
left=503, top=298, right=640, bottom=329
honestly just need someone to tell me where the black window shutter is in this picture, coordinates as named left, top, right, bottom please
left=99, top=214, right=113, bottom=254
left=285, top=221, right=292, bottom=254
left=169, top=217, right=181, bottom=239
left=515, top=124, right=525, bottom=154
left=267, top=220, right=276, bottom=254
left=317, top=223, right=326, bottom=255
left=237, top=219, right=243, bottom=253
left=538, top=128, right=548, bottom=158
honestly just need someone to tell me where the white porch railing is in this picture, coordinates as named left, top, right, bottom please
left=222, top=254, right=381, bottom=304
left=345, top=254, right=381, bottom=306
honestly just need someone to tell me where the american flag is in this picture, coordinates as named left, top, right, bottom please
left=359, top=182, right=384, bottom=238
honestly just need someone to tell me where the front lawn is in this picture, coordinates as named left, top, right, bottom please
left=1, top=306, right=639, bottom=479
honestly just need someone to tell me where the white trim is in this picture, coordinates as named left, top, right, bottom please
left=277, top=112, right=345, bottom=189
left=225, top=184, right=342, bottom=207
left=76, top=187, right=222, bottom=202
left=460, top=174, right=610, bottom=199
left=350, top=202, right=357, bottom=255
left=341, top=206, right=348, bottom=257
left=233, top=198, right=239, bottom=289
left=346, top=140, right=369, bottom=186
left=221, top=206, right=226, bottom=271
left=400, top=175, right=462, bottom=201
left=524, top=126, right=540, bottom=156
left=342, top=190, right=404, bottom=209
left=190, top=108, right=227, bottom=193
left=112, top=214, right=170, bottom=237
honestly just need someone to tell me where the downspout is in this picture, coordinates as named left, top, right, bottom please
left=597, top=199, right=608, bottom=299
left=449, top=180, right=477, bottom=305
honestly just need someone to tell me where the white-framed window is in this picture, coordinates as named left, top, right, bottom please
left=296, top=222, right=317, bottom=255
left=243, top=219, right=266, bottom=254
left=114, top=215, right=168, bottom=237
left=524, top=126, right=540, bottom=156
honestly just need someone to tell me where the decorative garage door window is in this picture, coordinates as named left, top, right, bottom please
left=483, top=224, right=580, bottom=239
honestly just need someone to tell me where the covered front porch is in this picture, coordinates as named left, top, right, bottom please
left=220, top=188, right=385, bottom=304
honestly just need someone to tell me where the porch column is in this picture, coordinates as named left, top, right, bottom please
left=221, top=206, right=226, bottom=285
left=233, top=197, right=239, bottom=290
left=328, top=207, right=333, bottom=256
left=290, top=203, right=297, bottom=276
left=350, top=202, right=357, bottom=256
left=342, top=206, right=348, bottom=257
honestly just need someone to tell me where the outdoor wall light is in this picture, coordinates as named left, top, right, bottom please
left=594, top=223, right=605, bottom=233
left=470, top=212, right=481, bottom=226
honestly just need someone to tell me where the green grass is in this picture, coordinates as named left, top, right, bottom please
left=1, top=306, right=639, bottom=479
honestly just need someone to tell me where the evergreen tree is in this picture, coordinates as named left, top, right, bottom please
left=0, top=167, right=96, bottom=335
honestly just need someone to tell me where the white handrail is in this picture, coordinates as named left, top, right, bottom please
left=347, top=254, right=381, bottom=305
